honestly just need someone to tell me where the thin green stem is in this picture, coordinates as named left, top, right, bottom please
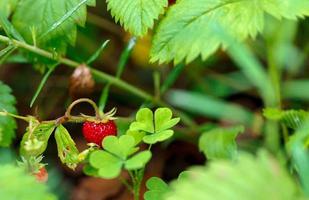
left=0, top=34, right=197, bottom=129
left=119, top=176, right=133, bottom=192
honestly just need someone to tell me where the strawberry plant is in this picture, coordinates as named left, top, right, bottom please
left=0, top=0, right=309, bottom=200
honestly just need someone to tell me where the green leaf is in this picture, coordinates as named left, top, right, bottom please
left=0, top=0, right=18, bottom=18
left=0, top=81, right=17, bottom=147
left=166, top=90, right=254, bottom=125
left=126, top=130, right=146, bottom=145
left=89, top=150, right=122, bottom=179
left=129, top=107, right=180, bottom=144
left=106, top=0, right=168, bottom=37
left=103, top=135, right=136, bottom=159
left=144, top=177, right=169, bottom=200
left=263, top=108, right=308, bottom=130
left=0, top=164, right=57, bottom=200
left=20, top=122, right=56, bottom=158
left=0, top=12, right=25, bottom=42
left=125, top=150, right=152, bottom=170
left=199, top=125, right=244, bottom=160
left=54, top=125, right=80, bottom=169
left=150, top=0, right=309, bottom=64
left=12, top=0, right=95, bottom=54
left=166, top=151, right=304, bottom=200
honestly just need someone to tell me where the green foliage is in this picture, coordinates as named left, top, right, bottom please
left=0, top=81, right=17, bottom=147
left=0, top=164, right=57, bottom=200
left=129, top=107, right=180, bottom=144
left=166, top=90, right=253, bottom=125
left=0, top=0, right=18, bottom=18
left=165, top=151, right=305, bottom=200
left=106, top=0, right=168, bottom=37
left=12, top=0, right=95, bottom=54
left=144, top=177, right=169, bottom=200
left=150, top=0, right=309, bottom=64
left=199, top=125, right=244, bottom=160
left=263, top=108, right=308, bottom=129
left=88, top=135, right=152, bottom=179
left=54, top=125, right=80, bottom=169
left=20, top=122, right=56, bottom=158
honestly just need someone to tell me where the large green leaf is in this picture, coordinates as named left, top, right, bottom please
left=0, top=164, right=57, bottom=200
left=12, top=0, right=95, bottom=54
left=106, top=0, right=168, bottom=37
left=0, top=0, right=19, bottom=18
left=150, top=0, right=309, bottom=64
left=0, top=81, right=17, bottom=147
left=165, top=151, right=304, bottom=200
left=199, top=125, right=244, bottom=160
left=144, top=177, right=169, bottom=200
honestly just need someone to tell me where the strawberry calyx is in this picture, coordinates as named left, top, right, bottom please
left=17, top=155, right=48, bottom=183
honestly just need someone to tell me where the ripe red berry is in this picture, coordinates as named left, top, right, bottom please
left=33, top=167, right=48, bottom=183
left=82, top=120, right=117, bottom=146
left=168, top=0, right=176, bottom=5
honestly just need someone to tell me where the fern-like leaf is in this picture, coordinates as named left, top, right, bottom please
left=166, top=151, right=304, bottom=200
left=106, top=0, right=168, bottom=37
left=0, top=81, right=17, bottom=147
left=150, top=0, right=309, bottom=64
left=12, top=0, right=95, bottom=54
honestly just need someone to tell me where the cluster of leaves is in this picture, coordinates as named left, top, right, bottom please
left=85, top=107, right=180, bottom=179
left=145, top=151, right=305, bottom=200
left=105, top=0, right=309, bottom=64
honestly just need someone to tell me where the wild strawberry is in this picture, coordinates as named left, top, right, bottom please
left=82, top=120, right=117, bottom=146
left=33, top=167, right=48, bottom=183
left=168, top=0, right=176, bottom=5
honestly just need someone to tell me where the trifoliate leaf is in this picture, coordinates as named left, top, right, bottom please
left=0, top=0, right=18, bottom=18
left=106, top=0, right=168, bottom=37
left=263, top=108, right=308, bottom=130
left=0, top=81, right=17, bottom=147
left=166, top=151, right=304, bottom=200
left=12, top=0, right=95, bottom=54
left=150, top=0, right=309, bottom=64
left=0, top=164, right=57, bottom=200
left=54, top=125, right=80, bottom=169
left=103, top=135, right=136, bottom=159
left=129, top=108, right=180, bottom=144
left=144, top=177, right=169, bottom=200
left=125, top=150, right=152, bottom=170
left=199, top=125, right=244, bottom=160
left=89, top=150, right=122, bottom=179
left=126, top=130, right=146, bottom=145
left=20, top=122, right=56, bottom=158
left=88, top=135, right=151, bottom=179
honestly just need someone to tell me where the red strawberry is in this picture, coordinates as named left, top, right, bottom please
left=168, top=0, right=176, bottom=5
left=33, top=167, right=48, bottom=183
left=82, top=120, right=117, bottom=146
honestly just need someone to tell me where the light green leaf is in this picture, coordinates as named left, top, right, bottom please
left=155, top=108, right=180, bottom=132
left=0, top=81, right=17, bottom=147
left=54, top=125, right=80, bottom=169
left=199, top=125, right=244, bottom=159
left=0, top=164, right=57, bottom=200
left=126, top=130, right=146, bottom=145
left=143, top=130, right=174, bottom=144
left=150, top=0, right=309, bottom=64
left=129, top=107, right=179, bottom=144
left=0, top=0, right=18, bottom=18
left=166, top=151, right=304, bottom=200
left=12, top=0, right=95, bottom=54
left=130, top=108, right=154, bottom=133
left=106, top=0, right=168, bottom=36
left=89, top=150, right=122, bottom=179
left=125, top=150, right=152, bottom=170
left=103, top=135, right=136, bottom=159
left=144, top=177, right=169, bottom=200
left=20, top=122, right=55, bottom=157
left=263, top=108, right=308, bottom=130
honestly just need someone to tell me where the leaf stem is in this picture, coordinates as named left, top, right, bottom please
left=65, top=98, right=100, bottom=119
